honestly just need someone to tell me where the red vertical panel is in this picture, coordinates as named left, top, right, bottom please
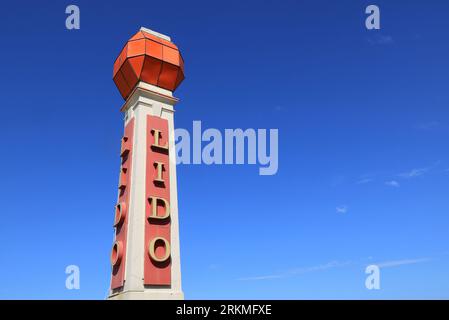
left=110, top=118, right=134, bottom=290
left=144, top=115, right=171, bottom=285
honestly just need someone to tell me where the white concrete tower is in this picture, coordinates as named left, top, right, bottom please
left=108, top=27, right=185, bottom=300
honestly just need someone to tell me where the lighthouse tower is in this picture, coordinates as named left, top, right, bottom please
left=108, top=27, right=185, bottom=300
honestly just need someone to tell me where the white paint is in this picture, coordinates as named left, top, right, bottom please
left=140, top=27, right=171, bottom=42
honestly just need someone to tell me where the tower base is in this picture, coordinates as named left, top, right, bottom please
left=108, top=290, right=184, bottom=300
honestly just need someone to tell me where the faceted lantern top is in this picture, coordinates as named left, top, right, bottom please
left=113, top=27, right=185, bottom=100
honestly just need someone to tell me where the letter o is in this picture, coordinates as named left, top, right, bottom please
left=120, top=136, right=129, bottom=156
left=113, top=202, right=127, bottom=227
left=110, top=241, right=123, bottom=266
left=148, top=237, right=171, bottom=263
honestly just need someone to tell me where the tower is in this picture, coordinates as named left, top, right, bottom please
left=108, top=27, right=185, bottom=300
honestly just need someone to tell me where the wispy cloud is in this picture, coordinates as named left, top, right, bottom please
left=368, top=34, right=394, bottom=45
left=237, top=274, right=284, bottom=281
left=356, top=178, right=373, bottom=185
left=208, top=264, right=220, bottom=270
left=398, top=167, right=430, bottom=179
left=375, top=258, right=430, bottom=268
left=355, top=172, right=377, bottom=185
left=385, top=180, right=400, bottom=188
left=274, top=105, right=283, bottom=112
left=415, top=121, right=439, bottom=130
left=237, top=260, right=351, bottom=281
left=336, top=205, right=348, bottom=214
left=289, top=260, right=352, bottom=274
left=357, top=162, right=441, bottom=187
left=238, top=255, right=436, bottom=281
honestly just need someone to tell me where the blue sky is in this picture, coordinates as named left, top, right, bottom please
left=0, top=0, right=448, bottom=299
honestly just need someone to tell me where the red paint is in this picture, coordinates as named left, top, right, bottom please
left=144, top=115, right=171, bottom=285
left=110, top=118, right=134, bottom=290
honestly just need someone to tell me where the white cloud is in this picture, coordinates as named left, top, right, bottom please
left=238, top=255, right=433, bottom=282
left=368, top=34, right=394, bottom=45
left=375, top=258, right=430, bottom=268
left=336, top=205, right=348, bottom=214
left=398, top=167, right=429, bottom=178
left=289, top=260, right=352, bottom=274
left=385, top=180, right=400, bottom=187
left=237, top=260, right=351, bottom=281
left=356, top=178, right=373, bottom=185
left=237, top=274, right=284, bottom=281
left=415, top=121, right=439, bottom=130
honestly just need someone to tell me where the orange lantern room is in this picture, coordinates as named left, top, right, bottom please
left=113, top=28, right=185, bottom=99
